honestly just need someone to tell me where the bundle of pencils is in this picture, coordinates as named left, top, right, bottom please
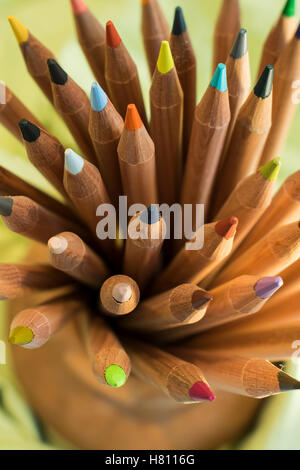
left=0, top=0, right=300, bottom=407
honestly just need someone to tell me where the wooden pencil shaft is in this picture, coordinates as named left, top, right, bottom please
left=100, top=275, right=140, bottom=316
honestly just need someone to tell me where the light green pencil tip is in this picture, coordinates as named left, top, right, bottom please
left=9, top=326, right=34, bottom=345
left=105, top=364, right=127, bottom=388
left=157, top=41, right=174, bottom=74
left=260, top=157, right=281, bottom=180
left=282, top=0, right=296, bottom=17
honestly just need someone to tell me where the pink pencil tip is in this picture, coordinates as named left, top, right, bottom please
left=70, top=0, right=88, bottom=15
left=189, top=382, right=215, bottom=402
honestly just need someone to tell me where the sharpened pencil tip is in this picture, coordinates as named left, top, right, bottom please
left=230, top=29, right=248, bottom=58
left=140, top=205, right=160, bottom=225
left=48, top=236, right=68, bottom=255
left=112, top=283, right=132, bottom=303
left=0, top=197, right=13, bottom=217
left=106, top=20, right=121, bottom=48
left=172, top=7, right=187, bottom=35
left=157, top=41, right=174, bottom=74
left=260, top=157, right=281, bottom=181
left=278, top=370, right=300, bottom=392
left=8, top=16, right=29, bottom=44
left=254, top=65, right=274, bottom=98
left=191, top=290, right=212, bottom=310
left=124, top=104, right=143, bottom=131
left=105, top=364, right=127, bottom=388
left=90, top=81, right=107, bottom=112
left=296, top=24, right=300, bottom=39
left=64, top=148, right=84, bottom=175
left=255, top=276, right=283, bottom=299
left=9, top=326, right=34, bottom=345
left=19, top=119, right=40, bottom=142
left=70, top=0, right=88, bottom=15
left=282, top=0, right=296, bottom=17
left=47, top=59, right=68, bottom=85
left=189, top=382, right=215, bottom=402
left=210, top=63, right=227, bottom=92
left=215, top=216, right=238, bottom=239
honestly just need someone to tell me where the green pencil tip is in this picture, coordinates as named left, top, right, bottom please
left=260, top=157, right=281, bottom=181
left=210, top=63, right=227, bottom=92
left=282, top=0, right=296, bottom=17
left=157, top=41, right=174, bottom=74
left=105, top=364, right=127, bottom=388
left=9, top=326, right=34, bottom=345
left=254, top=65, right=274, bottom=99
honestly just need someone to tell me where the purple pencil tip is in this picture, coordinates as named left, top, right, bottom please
left=296, top=24, right=300, bottom=39
left=255, top=277, right=283, bottom=299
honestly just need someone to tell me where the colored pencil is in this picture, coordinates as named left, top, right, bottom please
left=100, top=274, right=140, bottom=316
left=150, top=41, right=183, bottom=206
left=212, top=0, right=241, bottom=72
left=0, top=85, right=43, bottom=142
left=170, top=7, right=197, bottom=158
left=9, top=292, right=85, bottom=348
left=123, top=206, right=166, bottom=290
left=181, top=63, right=230, bottom=224
left=213, top=65, right=274, bottom=213
left=0, top=263, right=71, bottom=300
left=260, top=25, right=300, bottom=165
left=47, top=59, right=97, bottom=164
left=141, top=0, right=170, bottom=76
left=105, top=21, right=147, bottom=124
left=70, top=0, right=108, bottom=94
left=8, top=16, right=55, bottom=103
left=89, top=82, right=123, bottom=207
left=257, top=0, right=298, bottom=78
left=48, top=232, right=110, bottom=289
left=118, top=104, right=158, bottom=208
left=124, top=337, right=215, bottom=403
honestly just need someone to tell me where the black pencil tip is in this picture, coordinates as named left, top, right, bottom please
left=172, top=6, right=187, bottom=35
left=296, top=23, right=300, bottom=39
left=254, top=65, right=274, bottom=99
left=230, top=28, right=248, bottom=58
left=140, top=205, right=160, bottom=225
left=0, top=197, right=13, bottom=217
left=19, top=119, right=40, bottom=142
left=47, top=59, right=68, bottom=85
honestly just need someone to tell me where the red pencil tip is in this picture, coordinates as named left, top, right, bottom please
left=124, top=104, right=143, bottom=131
left=215, top=216, right=238, bottom=239
left=106, top=20, right=121, bottom=48
left=70, top=0, right=87, bottom=15
left=189, top=382, right=215, bottom=402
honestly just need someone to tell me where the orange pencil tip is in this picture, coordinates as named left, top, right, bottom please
left=70, top=0, right=87, bottom=15
left=124, top=104, right=143, bottom=131
left=215, top=216, right=238, bottom=239
left=106, top=20, right=121, bottom=48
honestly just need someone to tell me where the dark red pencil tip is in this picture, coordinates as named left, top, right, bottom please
left=189, top=382, right=215, bottom=402
left=106, top=20, right=121, bottom=48
left=215, top=216, right=238, bottom=239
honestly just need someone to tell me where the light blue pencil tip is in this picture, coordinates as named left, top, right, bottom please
left=210, top=63, right=227, bottom=92
left=65, top=148, right=84, bottom=175
left=90, top=81, right=107, bottom=111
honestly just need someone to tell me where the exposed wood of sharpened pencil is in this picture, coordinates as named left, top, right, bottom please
left=0, top=263, right=71, bottom=300
left=150, top=41, right=183, bottom=206
left=118, top=104, right=158, bottom=208
left=105, top=21, right=147, bottom=124
left=170, top=7, right=197, bottom=159
left=123, top=337, right=215, bottom=403
left=256, top=0, right=298, bottom=79
left=70, top=0, right=109, bottom=94
left=48, top=232, right=110, bottom=289
left=0, top=85, right=43, bottom=142
left=212, top=0, right=241, bottom=72
left=89, top=82, right=123, bottom=207
left=9, top=292, right=86, bottom=348
left=171, top=348, right=300, bottom=398
left=47, top=59, right=97, bottom=164
left=260, top=26, right=300, bottom=166
left=100, top=275, right=140, bottom=316
left=123, top=206, right=166, bottom=290
left=119, top=284, right=212, bottom=333
left=141, top=0, right=170, bottom=76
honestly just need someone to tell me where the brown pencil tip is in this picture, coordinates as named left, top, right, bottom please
left=215, top=216, right=238, bottom=239
left=106, top=20, right=121, bottom=48
left=124, top=104, right=143, bottom=131
left=278, top=369, right=300, bottom=392
left=192, top=290, right=212, bottom=310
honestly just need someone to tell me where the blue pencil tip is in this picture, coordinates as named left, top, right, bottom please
left=210, top=63, right=227, bottom=92
left=65, top=148, right=84, bottom=175
left=140, top=205, right=160, bottom=225
left=90, top=81, right=107, bottom=111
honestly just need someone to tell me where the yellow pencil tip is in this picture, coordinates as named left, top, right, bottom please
left=9, top=326, right=34, bottom=345
left=157, top=41, right=174, bottom=74
left=8, top=15, right=29, bottom=44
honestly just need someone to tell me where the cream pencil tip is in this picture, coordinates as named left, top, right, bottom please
left=48, top=236, right=68, bottom=255
left=112, top=283, right=132, bottom=303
